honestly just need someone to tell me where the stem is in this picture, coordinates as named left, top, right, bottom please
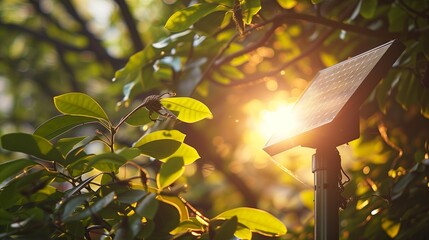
left=114, top=102, right=147, bottom=132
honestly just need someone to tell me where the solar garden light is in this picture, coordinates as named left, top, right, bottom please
left=264, top=40, right=405, bottom=240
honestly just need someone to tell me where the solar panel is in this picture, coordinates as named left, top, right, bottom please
left=264, top=40, right=405, bottom=156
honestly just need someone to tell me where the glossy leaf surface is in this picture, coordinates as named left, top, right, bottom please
left=214, top=207, right=287, bottom=236
left=161, top=97, right=213, bottom=123
left=1, top=133, right=65, bottom=164
left=54, top=92, right=110, bottom=126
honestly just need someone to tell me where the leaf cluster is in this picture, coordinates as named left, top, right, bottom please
left=0, top=92, right=286, bottom=239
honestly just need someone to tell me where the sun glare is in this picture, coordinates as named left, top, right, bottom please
left=258, top=103, right=298, bottom=142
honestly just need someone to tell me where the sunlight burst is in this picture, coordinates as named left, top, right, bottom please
left=258, top=103, right=298, bottom=141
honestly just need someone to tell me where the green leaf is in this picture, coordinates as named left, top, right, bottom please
left=160, top=97, right=213, bottom=123
left=214, top=207, right=287, bottom=236
left=34, top=115, right=97, bottom=140
left=151, top=201, right=181, bottom=238
left=391, top=172, right=417, bottom=200
left=212, top=0, right=234, bottom=8
left=134, top=130, right=185, bottom=159
left=157, top=157, right=185, bottom=190
left=240, top=0, right=261, bottom=25
left=396, top=73, right=421, bottom=110
left=219, top=65, right=245, bottom=80
left=360, top=0, right=377, bottom=19
left=54, top=136, right=87, bottom=156
left=87, top=153, right=127, bottom=172
left=65, top=174, right=100, bottom=198
left=135, top=193, right=159, bottom=220
left=0, top=159, right=36, bottom=184
left=125, top=107, right=155, bottom=126
left=116, top=189, right=146, bottom=204
left=235, top=225, right=252, bottom=239
left=165, top=3, right=229, bottom=32
left=117, top=147, right=141, bottom=160
left=381, top=218, right=401, bottom=238
left=161, top=143, right=200, bottom=165
left=65, top=191, right=115, bottom=222
left=170, top=219, right=205, bottom=235
left=157, top=194, right=190, bottom=221
left=138, top=139, right=182, bottom=159
left=276, top=0, right=297, bottom=9
left=1, top=133, right=65, bottom=164
left=53, top=92, right=110, bottom=126
left=388, top=4, right=407, bottom=32
left=214, top=216, right=238, bottom=240
left=61, top=193, right=92, bottom=221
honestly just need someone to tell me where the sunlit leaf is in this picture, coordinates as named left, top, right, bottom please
left=134, top=130, right=185, bottom=159
left=214, top=216, right=238, bottom=240
left=276, top=0, right=297, bottom=9
left=360, top=0, right=377, bottom=19
left=240, top=0, right=261, bottom=24
left=299, top=189, right=314, bottom=210
left=134, top=130, right=185, bottom=145
left=87, top=153, right=127, bottom=172
left=320, top=52, right=338, bottom=67
left=381, top=218, right=400, bottom=238
left=157, top=157, right=185, bottom=190
left=1, top=133, right=65, bottom=164
left=161, top=97, right=213, bottom=123
left=34, top=115, right=96, bottom=140
left=164, top=3, right=229, bottom=32
left=161, top=143, right=200, bottom=165
left=54, top=93, right=110, bottom=127
left=117, top=147, right=141, bottom=160
left=158, top=194, right=190, bottom=221
left=219, top=65, right=245, bottom=80
left=214, top=207, right=287, bottom=236
left=235, top=225, right=252, bottom=239
left=170, top=219, right=204, bottom=235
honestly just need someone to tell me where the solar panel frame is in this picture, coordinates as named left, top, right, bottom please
left=264, top=40, right=405, bottom=156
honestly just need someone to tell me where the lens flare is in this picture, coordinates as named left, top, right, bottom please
left=258, top=104, right=297, bottom=141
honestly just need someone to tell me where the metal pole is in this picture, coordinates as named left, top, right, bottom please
left=312, top=147, right=341, bottom=240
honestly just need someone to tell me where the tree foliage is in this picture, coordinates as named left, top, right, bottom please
left=0, top=0, right=429, bottom=239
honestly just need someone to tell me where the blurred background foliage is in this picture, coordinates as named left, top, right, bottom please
left=0, top=0, right=429, bottom=239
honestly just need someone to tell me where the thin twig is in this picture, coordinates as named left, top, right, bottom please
left=378, top=121, right=404, bottom=169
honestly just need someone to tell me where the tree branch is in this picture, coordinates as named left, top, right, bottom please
left=0, top=21, right=86, bottom=52
left=272, top=12, right=401, bottom=39
left=114, top=0, right=144, bottom=51
left=59, top=1, right=124, bottom=69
